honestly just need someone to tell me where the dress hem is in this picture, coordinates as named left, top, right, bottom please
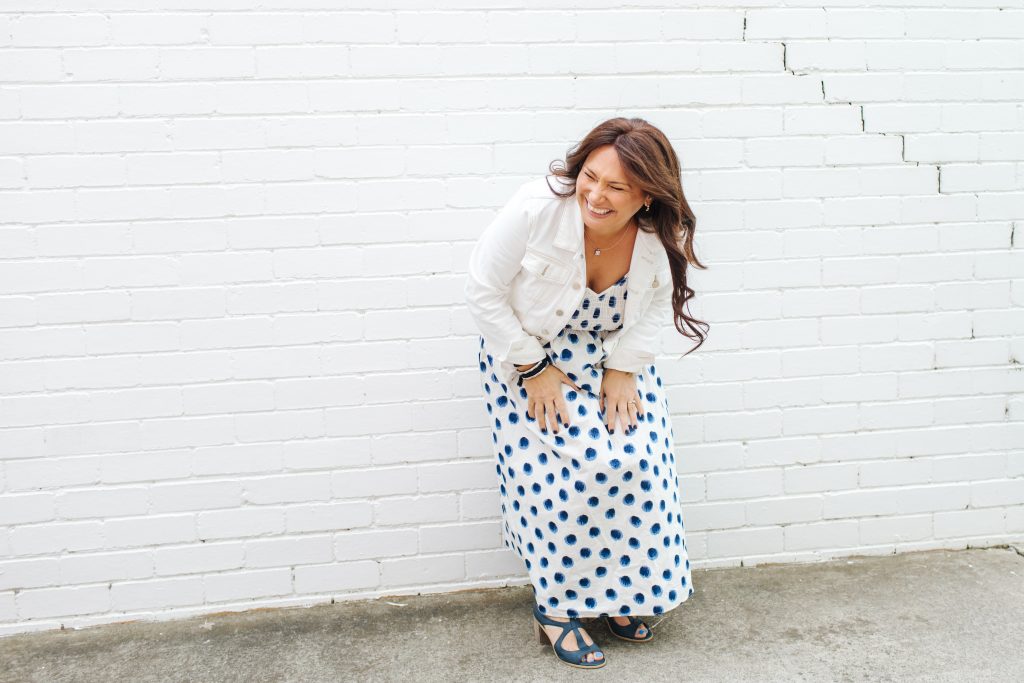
left=532, top=589, right=694, bottom=620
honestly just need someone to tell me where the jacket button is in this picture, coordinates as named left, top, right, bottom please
left=556, top=309, right=564, bottom=316
left=572, top=282, right=581, bottom=289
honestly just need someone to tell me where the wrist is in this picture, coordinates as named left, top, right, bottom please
left=516, top=356, right=551, bottom=382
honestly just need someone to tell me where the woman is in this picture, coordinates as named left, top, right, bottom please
left=464, top=117, right=709, bottom=669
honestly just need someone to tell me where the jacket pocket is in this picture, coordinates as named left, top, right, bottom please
left=520, top=250, right=572, bottom=284
left=626, top=273, right=658, bottom=301
left=628, top=266, right=669, bottom=295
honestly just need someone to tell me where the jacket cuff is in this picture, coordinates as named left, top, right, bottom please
left=502, top=333, right=547, bottom=365
left=602, top=347, right=655, bottom=374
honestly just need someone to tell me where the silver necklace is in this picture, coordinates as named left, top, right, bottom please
left=585, top=221, right=633, bottom=256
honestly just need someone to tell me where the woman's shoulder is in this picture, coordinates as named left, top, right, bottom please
left=510, top=174, right=570, bottom=200
left=506, top=175, right=573, bottom=215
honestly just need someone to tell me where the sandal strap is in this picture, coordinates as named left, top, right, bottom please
left=555, top=621, right=602, bottom=662
left=534, top=605, right=603, bottom=664
left=552, top=621, right=577, bottom=651
left=606, top=615, right=649, bottom=638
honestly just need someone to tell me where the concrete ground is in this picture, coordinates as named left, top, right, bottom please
left=2, top=546, right=1023, bottom=682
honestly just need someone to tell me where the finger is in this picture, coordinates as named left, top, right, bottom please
left=627, top=399, right=639, bottom=432
left=546, top=400, right=560, bottom=434
left=617, top=399, right=631, bottom=433
left=556, top=398, right=570, bottom=429
left=562, top=373, right=582, bottom=393
left=559, top=370, right=582, bottom=393
left=546, top=399, right=560, bottom=433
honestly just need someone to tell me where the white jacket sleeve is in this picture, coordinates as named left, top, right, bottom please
left=602, top=269, right=672, bottom=373
left=464, top=184, right=548, bottom=366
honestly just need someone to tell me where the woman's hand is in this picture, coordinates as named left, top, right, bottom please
left=518, top=362, right=582, bottom=435
left=599, top=368, right=643, bottom=435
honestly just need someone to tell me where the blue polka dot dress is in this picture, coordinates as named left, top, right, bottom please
left=476, top=273, right=693, bottom=619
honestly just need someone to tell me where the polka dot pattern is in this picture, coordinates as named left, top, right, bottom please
left=476, top=273, right=694, bottom=618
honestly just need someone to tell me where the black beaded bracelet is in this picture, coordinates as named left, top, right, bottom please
left=518, top=355, right=550, bottom=382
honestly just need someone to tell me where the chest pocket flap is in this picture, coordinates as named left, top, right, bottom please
left=521, top=250, right=572, bottom=284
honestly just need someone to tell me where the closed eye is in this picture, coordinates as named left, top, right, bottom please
left=584, top=171, right=624, bottom=191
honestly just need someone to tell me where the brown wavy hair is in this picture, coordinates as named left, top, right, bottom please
left=546, top=117, right=709, bottom=356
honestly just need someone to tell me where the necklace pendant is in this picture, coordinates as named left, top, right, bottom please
left=593, top=248, right=601, bottom=256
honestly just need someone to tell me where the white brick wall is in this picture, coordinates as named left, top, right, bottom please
left=0, top=3, right=1022, bottom=636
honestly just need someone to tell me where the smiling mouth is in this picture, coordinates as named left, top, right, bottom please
left=585, top=199, right=612, bottom=215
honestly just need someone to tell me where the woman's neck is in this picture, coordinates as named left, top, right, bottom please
left=584, top=217, right=635, bottom=242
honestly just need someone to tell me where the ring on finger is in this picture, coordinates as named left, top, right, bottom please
left=625, top=400, right=638, bottom=432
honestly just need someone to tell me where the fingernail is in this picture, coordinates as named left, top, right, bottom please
left=563, top=423, right=569, bottom=428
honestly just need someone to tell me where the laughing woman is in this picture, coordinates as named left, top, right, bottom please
left=464, top=117, right=709, bottom=669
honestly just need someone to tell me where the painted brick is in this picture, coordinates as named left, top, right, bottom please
left=0, top=3, right=1018, bottom=638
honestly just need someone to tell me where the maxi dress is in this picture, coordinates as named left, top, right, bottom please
left=476, top=271, right=694, bottom=619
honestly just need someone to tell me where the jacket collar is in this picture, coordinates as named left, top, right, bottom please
left=553, top=187, right=661, bottom=268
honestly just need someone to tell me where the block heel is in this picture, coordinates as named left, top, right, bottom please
left=533, top=619, right=547, bottom=645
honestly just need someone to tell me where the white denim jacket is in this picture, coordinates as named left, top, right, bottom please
left=464, top=175, right=673, bottom=387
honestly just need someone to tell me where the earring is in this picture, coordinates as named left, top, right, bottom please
left=644, top=200, right=651, bottom=212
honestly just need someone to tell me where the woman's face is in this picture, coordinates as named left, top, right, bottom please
left=576, top=145, right=649, bottom=233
